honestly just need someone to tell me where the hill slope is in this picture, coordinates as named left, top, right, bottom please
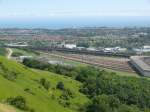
left=0, top=56, right=89, bottom=112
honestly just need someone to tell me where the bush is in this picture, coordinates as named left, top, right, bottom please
left=39, top=78, right=50, bottom=90
left=7, top=96, right=28, bottom=110
left=12, top=52, right=23, bottom=57
left=3, top=71, right=18, bottom=81
left=0, top=63, right=18, bottom=81
left=56, top=82, right=65, bottom=90
left=117, top=104, right=141, bottom=112
left=87, top=95, right=120, bottom=112
left=24, top=88, right=35, bottom=95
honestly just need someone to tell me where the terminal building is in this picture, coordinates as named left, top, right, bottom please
left=130, top=56, right=150, bottom=77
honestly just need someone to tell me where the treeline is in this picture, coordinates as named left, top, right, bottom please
left=23, top=58, right=150, bottom=112
left=80, top=73, right=150, bottom=112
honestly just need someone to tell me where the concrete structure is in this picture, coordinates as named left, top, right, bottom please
left=130, top=56, right=150, bottom=77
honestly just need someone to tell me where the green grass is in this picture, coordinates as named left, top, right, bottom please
left=101, top=68, right=139, bottom=77
left=11, top=48, right=37, bottom=57
left=144, top=52, right=150, bottom=56
left=0, top=56, right=89, bottom=112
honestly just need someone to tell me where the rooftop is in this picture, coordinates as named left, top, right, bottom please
left=130, top=56, right=150, bottom=71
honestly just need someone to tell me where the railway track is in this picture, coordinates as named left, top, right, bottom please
left=12, top=46, right=132, bottom=58
left=42, top=52, right=135, bottom=73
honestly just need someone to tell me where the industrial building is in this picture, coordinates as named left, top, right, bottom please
left=5, top=42, right=28, bottom=47
left=130, top=56, right=150, bottom=77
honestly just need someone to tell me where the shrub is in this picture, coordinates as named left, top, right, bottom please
left=56, top=81, right=65, bottom=90
left=12, top=52, right=23, bottom=57
left=24, top=88, right=35, bottom=95
left=0, top=63, right=18, bottom=81
left=7, top=96, right=28, bottom=110
left=39, top=78, right=50, bottom=90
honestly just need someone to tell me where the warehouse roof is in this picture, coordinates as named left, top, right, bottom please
left=130, top=56, right=150, bottom=71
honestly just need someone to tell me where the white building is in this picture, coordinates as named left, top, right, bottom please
left=142, top=46, right=150, bottom=52
left=104, top=47, right=127, bottom=53
left=5, top=42, right=28, bottom=47
left=64, top=44, right=77, bottom=49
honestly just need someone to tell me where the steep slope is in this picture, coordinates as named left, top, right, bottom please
left=0, top=56, right=89, bottom=112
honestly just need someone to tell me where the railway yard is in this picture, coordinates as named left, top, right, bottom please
left=41, top=51, right=136, bottom=73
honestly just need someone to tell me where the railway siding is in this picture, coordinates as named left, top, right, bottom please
left=43, top=52, right=135, bottom=73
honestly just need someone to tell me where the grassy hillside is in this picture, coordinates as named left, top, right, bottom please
left=0, top=48, right=6, bottom=56
left=0, top=56, right=89, bottom=112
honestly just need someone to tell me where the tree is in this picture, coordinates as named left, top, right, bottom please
left=117, top=104, right=141, bottom=112
left=87, top=95, right=120, bottom=112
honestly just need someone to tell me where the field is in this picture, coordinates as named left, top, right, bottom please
left=144, top=52, right=150, bottom=56
left=11, top=48, right=38, bottom=57
left=0, top=56, right=89, bottom=112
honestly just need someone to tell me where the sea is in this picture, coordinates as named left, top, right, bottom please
left=0, top=16, right=150, bottom=29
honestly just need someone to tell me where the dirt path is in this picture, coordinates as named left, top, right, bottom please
left=0, top=103, right=16, bottom=112
left=6, top=48, right=13, bottom=59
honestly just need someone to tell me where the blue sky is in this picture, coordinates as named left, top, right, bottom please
left=0, top=0, right=150, bottom=19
